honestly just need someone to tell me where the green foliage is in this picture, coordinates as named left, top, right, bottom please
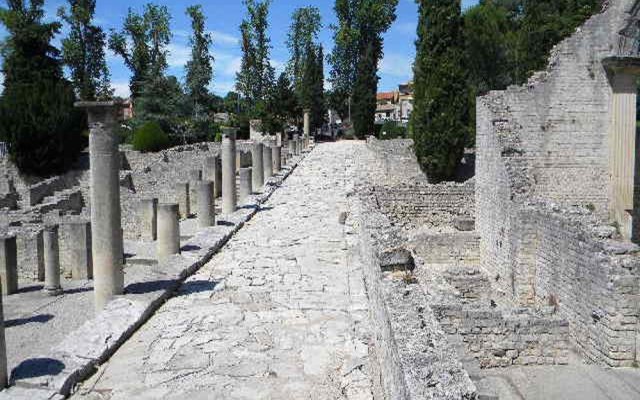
left=411, top=0, right=469, bottom=183
left=185, top=5, right=214, bottom=118
left=109, top=3, right=171, bottom=98
left=327, top=0, right=359, bottom=121
left=300, top=44, right=326, bottom=131
left=132, top=121, right=170, bottom=152
left=135, top=75, right=187, bottom=133
left=268, top=72, right=298, bottom=129
left=377, top=121, right=406, bottom=139
left=0, top=0, right=85, bottom=176
left=0, top=80, right=85, bottom=176
left=352, top=40, right=378, bottom=138
left=287, top=6, right=322, bottom=96
left=58, top=0, right=112, bottom=100
left=335, top=0, right=398, bottom=138
left=236, top=0, right=275, bottom=109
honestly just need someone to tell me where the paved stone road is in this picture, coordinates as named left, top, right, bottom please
left=73, top=142, right=375, bottom=400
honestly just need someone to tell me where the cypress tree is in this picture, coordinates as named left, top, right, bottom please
left=0, top=0, right=84, bottom=176
left=351, top=39, right=377, bottom=139
left=411, top=0, right=469, bottom=182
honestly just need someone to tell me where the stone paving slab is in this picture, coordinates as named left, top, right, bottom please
left=0, top=152, right=308, bottom=399
left=68, top=142, right=375, bottom=399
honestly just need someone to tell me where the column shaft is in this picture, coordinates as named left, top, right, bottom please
left=43, top=225, right=62, bottom=296
left=157, top=203, right=180, bottom=262
left=251, top=142, right=264, bottom=191
left=197, top=181, right=215, bottom=228
left=222, top=128, right=237, bottom=214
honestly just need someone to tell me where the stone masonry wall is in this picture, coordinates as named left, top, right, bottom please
left=373, top=181, right=475, bottom=231
left=476, top=0, right=640, bottom=366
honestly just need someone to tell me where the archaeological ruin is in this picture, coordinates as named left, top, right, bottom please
left=0, top=1, right=640, bottom=399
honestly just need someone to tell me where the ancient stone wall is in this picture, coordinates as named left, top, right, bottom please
left=476, top=0, right=640, bottom=366
left=373, top=181, right=475, bottom=231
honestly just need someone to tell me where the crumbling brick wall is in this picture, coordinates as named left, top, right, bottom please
left=476, top=0, right=640, bottom=366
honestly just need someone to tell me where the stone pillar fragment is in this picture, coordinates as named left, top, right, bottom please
left=0, top=282, right=6, bottom=388
left=0, top=236, right=17, bottom=295
left=272, top=145, right=281, bottom=173
left=221, top=128, right=237, bottom=214
left=197, top=181, right=215, bottom=228
left=157, top=203, right=180, bottom=262
left=138, top=198, right=158, bottom=241
left=239, top=168, right=252, bottom=203
left=76, top=101, right=124, bottom=311
left=175, top=183, right=190, bottom=219
left=61, top=221, right=93, bottom=280
left=189, top=170, right=203, bottom=213
left=288, top=138, right=296, bottom=158
left=43, top=225, right=62, bottom=296
left=35, top=231, right=44, bottom=282
left=303, top=109, right=310, bottom=149
left=263, top=144, right=273, bottom=181
left=293, top=134, right=300, bottom=155
left=251, top=142, right=264, bottom=191
left=204, top=156, right=222, bottom=198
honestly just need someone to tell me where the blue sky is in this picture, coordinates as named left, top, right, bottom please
left=0, top=0, right=479, bottom=97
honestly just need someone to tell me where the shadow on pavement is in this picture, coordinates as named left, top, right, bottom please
left=6, top=314, right=54, bottom=328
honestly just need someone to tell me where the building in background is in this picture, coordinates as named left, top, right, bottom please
left=375, top=82, right=413, bottom=124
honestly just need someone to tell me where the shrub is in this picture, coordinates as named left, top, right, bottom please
left=132, top=121, right=170, bottom=152
left=0, top=80, right=85, bottom=177
left=377, top=121, right=407, bottom=140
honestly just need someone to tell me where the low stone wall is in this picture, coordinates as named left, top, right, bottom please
left=410, top=232, right=480, bottom=265
left=365, top=137, right=427, bottom=185
left=373, top=181, right=475, bottom=230
left=353, top=190, right=477, bottom=399
left=434, top=304, right=570, bottom=368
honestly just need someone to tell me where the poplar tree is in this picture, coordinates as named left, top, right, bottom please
left=185, top=5, right=214, bottom=118
left=327, top=0, right=358, bottom=121
left=350, top=0, right=398, bottom=138
left=411, top=0, right=469, bottom=182
left=235, top=0, right=274, bottom=109
left=286, top=6, right=321, bottom=102
left=58, top=0, right=112, bottom=101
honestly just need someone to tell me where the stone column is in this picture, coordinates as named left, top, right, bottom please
left=603, top=58, right=640, bottom=240
left=43, top=225, right=62, bottom=296
left=263, top=143, right=273, bottom=182
left=293, top=134, right=300, bottom=156
left=197, top=181, right=215, bottom=228
left=272, top=145, right=282, bottom=173
left=0, top=282, right=6, bottom=388
left=251, top=142, right=264, bottom=191
left=175, top=183, right=190, bottom=219
left=204, top=156, right=222, bottom=198
left=157, top=203, right=180, bottom=262
left=62, top=221, right=93, bottom=280
left=138, top=198, right=158, bottom=241
left=221, top=127, right=237, bottom=214
left=76, top=101, right=124, bottom=311
left=0, top=236, right=17, bottom=295
left=249, top=119, right=263, bottom=141
left=239, top=168, right=252, bottom=203
left=288, top=137, right=296, bottom=159
left=36, top=231, right=44, bottom=282
left=189, top=170, right=203, bottom=213
left=303, top=109, right=311, bottom=149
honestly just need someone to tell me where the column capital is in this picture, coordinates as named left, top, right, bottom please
left=221, top=127, right=238, bottom=139
left=75, top=101, right=126, bottom=126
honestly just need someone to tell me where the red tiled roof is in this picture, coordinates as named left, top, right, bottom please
left=376, top=91, right=395, bottom=101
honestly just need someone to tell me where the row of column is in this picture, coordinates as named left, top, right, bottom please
left=0, top=102, right=310, bottom=389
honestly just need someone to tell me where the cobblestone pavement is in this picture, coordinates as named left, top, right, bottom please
left=73, top=142, right=375, bottom=400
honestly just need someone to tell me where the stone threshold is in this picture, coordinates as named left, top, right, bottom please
left=0, top=147, right=314, bottom=400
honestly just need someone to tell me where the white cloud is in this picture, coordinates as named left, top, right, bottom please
left=379, top=53, right=414, bottom=78
left=215, top=52, right=242, bottom=77
left=271, top=59, right=286, bottom=75
left=168, top=44, right=192, bottom=68
left=211, top=30, right=239, bottom=47
left=111, top=81, right=131, bottom=98
left=211, top=80, right=236, bottom=95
